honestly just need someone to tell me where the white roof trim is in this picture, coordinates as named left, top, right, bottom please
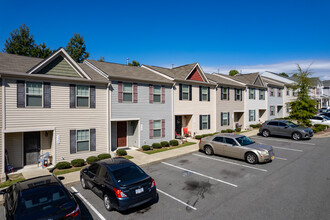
left=111, top=118, right=140, bottom=121
left=212, top=73, right=246, bottom=86
left=141, top=65, right=174, bottom=80
left=4, top=127, right=55, bottom=133
left=84, top=60, right=109, bottom=79
left=27, top=48, right=91, bottom=80
left=184, top=63, right=209, bottom=83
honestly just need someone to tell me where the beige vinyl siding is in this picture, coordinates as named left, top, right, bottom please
left=36, top=56, right=81, bottom=78
left=0, top=80, right=2, bottom=173
left=5, top=133, right=23, bottom=168
left=5, top=79, right=108, bottom=163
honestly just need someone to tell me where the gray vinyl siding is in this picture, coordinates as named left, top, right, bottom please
left=36, top=56, right=81, bottom=78
left=268, top=87, right=284, bottom=120
left=111, top=81, right=172, bottom=148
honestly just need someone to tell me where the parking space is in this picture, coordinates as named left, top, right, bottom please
left=66, top=135, right=329, bottom=220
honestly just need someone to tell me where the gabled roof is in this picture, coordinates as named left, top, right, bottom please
left=206, top=73, right=245, bottom=88
left=85, top=60, right=173, bottom=84
left=323, top=80, right=330, bottom=87
left=224, top=72, right=266, bottom=88
left=261, top=76, right=285, bottom=88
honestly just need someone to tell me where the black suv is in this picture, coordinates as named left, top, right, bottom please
left=0, top=175, right=80, bottom=220
left=80, top=157, right=157, bottom=211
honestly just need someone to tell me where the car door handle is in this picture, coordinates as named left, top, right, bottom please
left=101, top=184, right=105, bottom=188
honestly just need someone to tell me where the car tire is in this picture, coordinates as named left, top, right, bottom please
left=262, top=129, right=270, bottom=137
left=292, top=132, right=302, bottom=141
left=81, top=176, right=88, bottom=189
left=204, top=145, right=214, bottom=155
left=104, top=194, right=114, bottom=211
left=245, top=152, right=258, bottom=164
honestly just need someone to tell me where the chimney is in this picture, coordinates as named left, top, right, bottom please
left=126, top=58, right=129, bottom=65
left=171, top=64, right=174, bottom=69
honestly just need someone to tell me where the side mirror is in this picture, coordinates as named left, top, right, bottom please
left=0, top=189, right=6, bottom=195
left=58, top=176, right=65, bottom=181
left=285, top=126, right=289, bottom=128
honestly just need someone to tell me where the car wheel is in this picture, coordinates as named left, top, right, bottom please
left=292, top=132, right=302, bottom=141
left=104, top=194, right=113, bottom=211
left=81, top=176, right=88, bottom=189
left=204, top=145, right=214, bottom=155
left=262, top=129, right=270, bottom=137
left=245, top=152, right=258, bottom=164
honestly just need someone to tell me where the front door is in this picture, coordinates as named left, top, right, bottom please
left=117, top=121, right=127, bottom=147
left=24, top=132, right=41, bottom=165
left=175, top=116, right=182, bottom=136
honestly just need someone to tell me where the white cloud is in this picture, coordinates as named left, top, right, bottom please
left=203, top=60, right=330, bottom=80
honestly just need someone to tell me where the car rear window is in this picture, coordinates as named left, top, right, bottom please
left=112, top=165, right=146, bottom=183
left=267, top=121, right=278, bottom=126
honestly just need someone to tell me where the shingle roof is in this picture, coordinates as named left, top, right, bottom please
left=261, top=76, right=285, bottom=88
left=323, top=80, right=330, bottom=87
left=206, top=74, right=245, bottom=88
left=222, top=72, right=266, bottom=88
left=86, top=60, right=173, bottom=84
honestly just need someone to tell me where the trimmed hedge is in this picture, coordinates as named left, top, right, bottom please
left=250, top=124, right=261, bottom=128
left=160, top=141, right=170, bottom=147
left=152, top=143, right=162, bottom=149
left=221, top=129, right=235, bottom=133
left=86, top=156, right=100, bottom=164
left=116, top=149, right=127, bottom=156
left=169, top=140, right=179, bottom=146
left=142, top=145, right=151, bottom=151
left=56, top=161, right=71, bottom=169
left=98, top=153, right=111, bottom=160
left=235, top=128, right=241, bottom=132
left=195, top=135, right=203, bottom=140
left=71, top=159, right=85, bottom=167
left=313, top=124, right=329, bottom=133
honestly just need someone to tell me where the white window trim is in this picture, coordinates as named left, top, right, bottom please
left=202, top=86, right=208, bottom=101
left=249, top=88, right=255, bottom=99
left=259, top=89, right=265, bottom=100
left=201, top=115, right=208, bottom=130
left=76, top=129, right=90, bottom=152
left=270, top=106, right=275, bottom=116
left=278, top=88, right=282, bottom=97
left=182, top=84, right=190, bottom=100
left=235, top=89, right=241, bottom=100
left=153, top=120, right=162, bottom=138
left=76, top=85, right=90, bottom=108
left=26, top=81, right=43, bottom=108
left=222, top=87, right=229, bottom=100
left=123, top=82, right=133, bottom=102
left=153, top=85, right=161, bottom=103
left=249, top=110, right=255, bottom=121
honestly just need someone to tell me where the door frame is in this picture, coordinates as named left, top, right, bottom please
left=175, top=116, right=182, bottom=136
left=23, top=131, right=41, bottom=166
left=117, top=121, right=128, bottom=148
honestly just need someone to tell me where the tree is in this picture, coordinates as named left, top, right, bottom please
left=98, top=56, right=105, bottom=62
left=279, top=72, right=289, bottom=77
left=288, top=64, right=317, bottom=126
left=66, top=33, right=89, bottom=63
left=128, top=60, right=140, bottom=67
left=4, top=24, right=36, bottom=56
left=229, top=70, right=239, bottom=76
left=31, top=43, right=54, bottom=58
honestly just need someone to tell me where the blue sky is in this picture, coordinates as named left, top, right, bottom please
left=1, top=0, right=330, bottom=79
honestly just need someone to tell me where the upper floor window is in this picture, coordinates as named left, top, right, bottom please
left=26, top=82, right=42, bottom=107
left=293, top=90, right=297, bottom=96
left=182, top=84, right=190, bottom=100
left=235, top=89, right=242, bottom=101
left=77, top=129, right=90, bottom=152
left=123, top=83, right=133, bottom=102
left=259, top=89, right=265, bottom=100
left=278, top=88, right=282, bottom=97
left=222, top=87, right=229, bottom=100
left=286, top=87, right=290, bottom=96
left=249, top=88, right=255, bottom=99
left=153, top=120, right=161, bottom=138
left=270, top=88, right=274, bottom=96
left=201, top=86, right=208, bottom=101
left=77, top=85, right=89, bottom=107
left=153, top=85, right=161, bottom=103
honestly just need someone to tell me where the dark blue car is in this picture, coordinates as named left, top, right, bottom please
left=80, top=157, right=157, bottom=211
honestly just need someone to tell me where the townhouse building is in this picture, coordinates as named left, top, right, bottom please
left=322, top=80, right=330, bottom=107
left=0, top=49, right=109, bottom=181
left=206, top=74, right=246, bottom=131
left=142, top=63, right=217, bottom=137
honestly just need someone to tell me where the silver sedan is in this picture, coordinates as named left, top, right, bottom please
left=199, top=134, right=274, bottom=164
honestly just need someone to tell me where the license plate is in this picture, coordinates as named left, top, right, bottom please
left=135, top=187, right=144, bottom=194
left=271, top=156, right=275, bottom=160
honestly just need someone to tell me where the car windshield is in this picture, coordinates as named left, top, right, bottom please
left=236, top=136, right=254, bottom=146
left=112, top=165, right=146, bottom=183
left=323, top=116, right=330, bottom=120
left=17, top=184, right=71, bottom=217
left=286, top=121, right=298, bottom=127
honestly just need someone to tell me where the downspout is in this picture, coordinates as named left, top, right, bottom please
left=1, top=78, right=5, bottom=174
left=107, top=82, right=111, bottom=154
left=172, top=82, right=175, bottom=140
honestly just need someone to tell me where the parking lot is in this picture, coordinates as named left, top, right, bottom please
left=2, top=135, right=330, bottom=220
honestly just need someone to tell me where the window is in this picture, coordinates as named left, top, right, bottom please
left=77, top=129, right=90, bottom=152
left=278, top=88, right=282, bottom=97
left=225, top=138, right=237, bottom=146
left=270, top=106, right=275, bottom=116
left=182, top=84, right=189, bottom=100
left=222, top=87, right=229, bottom=100
left=286, top=103, right=290, bottom=113
left=213, top=136, right=224, bottom=143
left=202, top=87, right=208, bottom=101
left=293, top=90, right=297, bottom=96
left=26, top=82, right=42, bottom=106
left=88, top=163, right=99, bottom=174
left=77, top=85, right=89, bottom=107
left=96, top=165, right=109, bottom=179
left=221, top=112, right=229, bottom=126
left=235, top=89, right=241, bottom=100
left=267, top=121, right=278, bottom=126
left=249, top=88, right=255, bottom=99
left=259, top=89, right=265, bottom=100
left=286, top=88, right=290, bottom=96
left=278, top=122, right=287, bottom=127
left=153, top=120, right=161, bottom=138
left=202, top=115, right=208, bottom=130
left=249, top=110, right=255, bottom=121
left=123, top=83, right=133, bottom=102
left=270, top=88, right=274, bottom=96
left=153, top=85, right=161, bottom=103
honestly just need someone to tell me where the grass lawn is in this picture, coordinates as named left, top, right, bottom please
left=143, top=142, right=196, bottom=155
left=0, top=174, right=25, bottom=189
left=122, top=155, right=134, bottom=159
left=53, top=166, right=85, bottom=176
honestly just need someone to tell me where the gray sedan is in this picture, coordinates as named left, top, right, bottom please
left=199, top=134, right=274, bottom=164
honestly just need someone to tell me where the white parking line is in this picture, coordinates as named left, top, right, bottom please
left=274, top=156, right=288, bottom=160
left=192, top=153, right=268, bottom=172
left=71, top=187, right=107, bottom=220
left=157, top=189, right=197, bottom=210
left=272, top=146, right=303, bottom=152
left=253, top=137, right=315, bottom=145
left=161, top=162, right=238, bottom=187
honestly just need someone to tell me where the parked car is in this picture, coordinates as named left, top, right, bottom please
left=259, top=120, right=313, bottom=140
left=0, top=175, right=80, bottom=220
left=320, top=112, right=330, bottom=118
left=310, top=115, right=330, bottom=126
left=80, top=157, right=157, bottom=212
left=199, top=134, right=274, bottom=164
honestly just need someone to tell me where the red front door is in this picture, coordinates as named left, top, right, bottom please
left=117, top=121, right=127, bottom=147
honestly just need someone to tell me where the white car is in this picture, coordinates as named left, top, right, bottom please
left=310, top=115, right=330, bottom=126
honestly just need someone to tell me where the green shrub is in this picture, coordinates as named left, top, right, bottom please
left=312, top=128, right=318, bottom=133
left=86, top=156, right=100, bottom=164
left=213, top=132, right=219, bottom=135
left=160, top=141, right=170, bottom=147
left=116, top=149, right=127, bottom=156
left=250, top=124, right=261, bottom=129
left=142, top=145, right=151, bottom=151
left=235, top=128, right=241, bottom=132
left=71, top=159, right=85, bottom=167
left=226, top=129, right=235, bottom=133
left=221, top=130, right=227, bottom=133
left=195, top=135, right=203, bottom=140
left=56, top=161, right=71, bottom=169
left=152, top=143, right=162, bottom=149
left=169, top=140, right=179, bottom=146
left=98, top=153, right=111, bottom=160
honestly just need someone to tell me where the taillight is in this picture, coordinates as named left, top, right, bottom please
left=65, top=204, right=80, bottom=218
left=113, top=187, right=127, bottom=198
left=199, top=139, right=201, bottom=144
left=150, top=178, right=156, bottom=188
left=260, top=125, right=262, bottom=128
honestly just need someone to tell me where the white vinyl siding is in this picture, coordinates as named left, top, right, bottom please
left=77, top=129, right=90, bottom=152
left=153, top=120, right=161, bottom=138
left=202, top=115, right=208, bottom=130
left=123, top=83, right=133, bottom=102
left=202, top=87, right=208, bottom=101
left=153, top=85, right=161, bottom=103
left=76, top=85, right=89, bottom=107
left=182, top=84, right=189, bottom=100
left=26, top=82, right=42, bottom=107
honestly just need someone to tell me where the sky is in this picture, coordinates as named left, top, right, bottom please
left=0, top=0, right=329, bottom=79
